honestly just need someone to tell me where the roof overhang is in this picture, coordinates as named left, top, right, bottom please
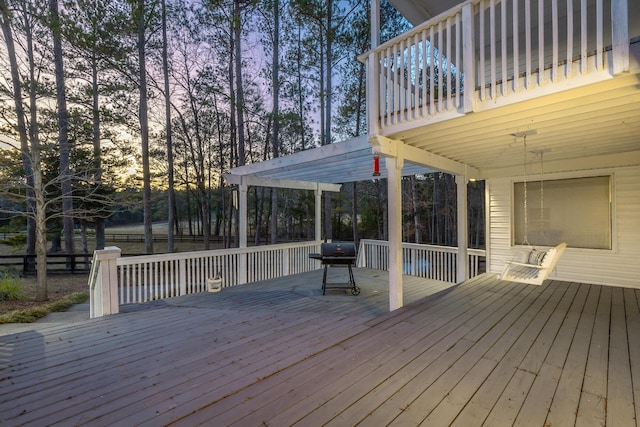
left=387, top=0, right=463, bottom=26
left=224, top=136, right=467, bottom=189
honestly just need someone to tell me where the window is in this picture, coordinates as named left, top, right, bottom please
left=513, top=176, right=611, bottom=249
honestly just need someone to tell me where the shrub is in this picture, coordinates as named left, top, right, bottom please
left=0, top=273, right=22, bottom=301
left=1, top=234, right=27, bottom=247
left=0, top=291, right=88, bottom=324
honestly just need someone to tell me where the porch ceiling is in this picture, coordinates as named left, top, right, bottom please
left=386, top=0, right=461, bottom=26
left=387, top=69, right=640, bottom=179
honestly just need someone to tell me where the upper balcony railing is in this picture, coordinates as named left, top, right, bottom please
left=361, top=0, right=630, bottom=134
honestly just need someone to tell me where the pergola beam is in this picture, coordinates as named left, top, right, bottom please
left=223, top=174, right=342, bottom=193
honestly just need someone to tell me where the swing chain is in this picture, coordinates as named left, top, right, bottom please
left=540, top=150, right=544, bottom=224
left=522, top=135, right=529, bottom=246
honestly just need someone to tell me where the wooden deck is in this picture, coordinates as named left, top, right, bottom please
left=1, top=269, right=638, bottom=426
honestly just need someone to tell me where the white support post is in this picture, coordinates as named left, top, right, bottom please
left=611, top=0, right=629, bottom=74
left=239, top=181, right=248, bottom=284
left=456, top=175, right=469, bottom=283
left=90, top=246, right=121, bottom=319
left=386, top=156, right=404, bottom=311
left=315, top=188, right=322, bottom=241
left=239, top=181, right=248, bottom=249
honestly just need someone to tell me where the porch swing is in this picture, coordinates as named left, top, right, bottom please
left=499, top=134, right=567, bottom=285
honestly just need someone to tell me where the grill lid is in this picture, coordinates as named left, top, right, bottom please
left=321, top=242, right=356, bottom=258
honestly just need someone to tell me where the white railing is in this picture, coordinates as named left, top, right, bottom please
left=115, top=241, right=322, bottom=305
left=357, top=239, right=485, bottom=283
left=89, top=240, right=485, bottom=316
left=362, top=0, right=629, bottom=133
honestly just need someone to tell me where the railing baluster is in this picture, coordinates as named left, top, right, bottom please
left=566, top=0, right=573, bottom=79
left=490, top=0, right=496, bottom=100
left=501, top=0, right=508, bottom=96
left=513, top=0, right=520, bottom=92
left=446, top=16, right=452, bottom=110
left=596, top=0, right=603, bottom=70
left=580, top=0, right=587, bottom=74
left=439, top=21, right=445, bottom=111
left=385, top=47, right=391, bottom=127
left=552, top=0, right=559, bottom=81
left=525, top=0, right=532, bottom=88
left=414, top=32, right=420, bottom=120
left=538, top=0, right=545, bottom=86
left=399, top=38, right=405, bottom=123
left=421, top=29, right=428, bottom=117
left=429, top=26, right=435, bottom=115
left=479, top=0, right=486, bottom=101
left=455, top=12, right=461, bottom=108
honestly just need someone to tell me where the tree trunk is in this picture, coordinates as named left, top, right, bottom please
left=325, top=0, right=332, bottom=146
left=270, top=0, right=280, bottom=245
left=135, top=0, right=154, bottom=254
left=50, top=0, right=74, bottom=255
left=162, top=0, right=175, bottom=252
left=351, top=182, right=359, bottom=246
left=296, top=25, right=306, bottom=150
left=35, top=166, right=48, bottom=302
left=91, top=54, right=105, bottom=250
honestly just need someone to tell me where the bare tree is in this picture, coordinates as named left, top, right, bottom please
left=0, top=0, right=35, bottom=259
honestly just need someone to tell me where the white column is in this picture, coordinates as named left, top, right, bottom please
left=238, top=181, right=248, bottom=284
left=386, top=156, right=404, bottom=311
left=238, top=181, right=248, bottom=249
left=315, top=188, right=322, bottom=241
left=456, top=175, right=468, bottom=283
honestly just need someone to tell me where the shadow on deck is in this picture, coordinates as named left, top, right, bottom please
left=1, top=270, right=638, bottom=426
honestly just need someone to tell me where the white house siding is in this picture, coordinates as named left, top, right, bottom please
left=487, top=166, right=640, bottom=289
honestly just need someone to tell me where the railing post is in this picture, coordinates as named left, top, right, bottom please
left=462, top=3, right=475, bottom=113
left=611, top=0, right=629, bottom=74
left=357, top=240, right=367, bottom=268
left=179, top=258, right=187, bottom=295
left=89, top=246, right=121, bottom=319
left=283, top=248, right=290, bottom=277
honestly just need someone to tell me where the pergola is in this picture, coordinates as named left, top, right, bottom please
left=224, top=135, right=477, bottom=311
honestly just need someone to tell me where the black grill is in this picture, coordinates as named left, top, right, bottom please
left=309, top=242, right=360, bottom=295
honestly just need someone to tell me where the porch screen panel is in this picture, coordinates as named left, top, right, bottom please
left=514, top=176, right=611, bottom=249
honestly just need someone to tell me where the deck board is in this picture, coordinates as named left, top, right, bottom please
left=1, top=269, right=638, bottom=426
left=545, top=285, right=600, bottom=426
left=625, top=288, right=640, bottom=425
left=606, top=288, right=636, bottom=427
